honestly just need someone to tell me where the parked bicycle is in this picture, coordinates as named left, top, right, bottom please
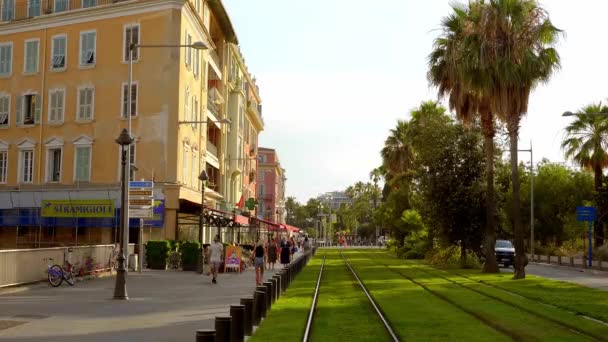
left=46, top=258, right=75, bottom=287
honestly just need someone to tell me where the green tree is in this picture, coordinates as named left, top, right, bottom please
left=562, top=103, right=608, bottom=247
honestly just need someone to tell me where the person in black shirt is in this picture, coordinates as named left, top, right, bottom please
left=254, top=240, right=266, bottom=286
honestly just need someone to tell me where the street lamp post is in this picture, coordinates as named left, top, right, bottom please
left=197, top=170, right=208, bottom=274
left=114, top=128, right=134, bottom=300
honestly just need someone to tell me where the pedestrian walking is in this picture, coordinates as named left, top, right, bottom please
left=290, top=237, right=296, bottom=262
left=253, top=240, right=266, bottom=286
left=209, top=235, right=223, bottom=284
left=303, top=236, right=312, bottom=253
left=267, top=238, right=278, bottom=270
left=280, top=237, right=290, bottom=267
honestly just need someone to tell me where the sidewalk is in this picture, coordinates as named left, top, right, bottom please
left=525, top=262, right=608, bottom=291
left=0, top=255, right=300, bottom=342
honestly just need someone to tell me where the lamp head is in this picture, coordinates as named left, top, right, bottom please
left=192, top=41, right=208, bottom=50
left=562, top=111, right=575, bottom=117
left=219, top=118, right=232, bottom=124
left=115, top=128, right=134, bottom=146
left=199, top=170, right=209, bottom=182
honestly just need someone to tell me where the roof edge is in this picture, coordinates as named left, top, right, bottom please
left=208, top=0, right=238, bottom=44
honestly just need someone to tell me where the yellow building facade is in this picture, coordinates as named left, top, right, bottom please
left=0, top=0, right=258, bottom=248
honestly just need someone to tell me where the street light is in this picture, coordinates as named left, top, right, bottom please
left=114, top=128, right=134, bottom=300
left=563, top=111, right=608, bottom=117
left=197, top=170, right=209, bottom=274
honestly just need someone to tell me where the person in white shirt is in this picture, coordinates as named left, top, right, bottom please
left=209, top=235, right=223, bottom=284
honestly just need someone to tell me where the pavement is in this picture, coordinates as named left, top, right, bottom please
left=0, top=258, right=295, bottom=342
left=512, top=262, right=608, bottom=291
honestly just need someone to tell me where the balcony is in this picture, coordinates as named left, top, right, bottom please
left=1, top=0, right=129, bottom=23
left=207, top=92, right=220, bottom=118
left=206, top=141, right=218, bottom=157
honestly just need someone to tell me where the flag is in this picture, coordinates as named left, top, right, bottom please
left=236, top=195, right=244, bottom=209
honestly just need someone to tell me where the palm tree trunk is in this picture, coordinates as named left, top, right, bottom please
left=594, top=166, right=604, bottom=248
left=509, top=125, right=526, bottom=279
left=482, top=132, right=499, bottom=273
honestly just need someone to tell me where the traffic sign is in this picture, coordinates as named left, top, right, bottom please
left=129, top=181, right=153, bottom=189
left=576, top=206, right=597, bottom=222
left=129, top=190, right=153, bottom=197
left=130, top=207, right=153, bottom=218
left=129, top=198, right=154, bottom=207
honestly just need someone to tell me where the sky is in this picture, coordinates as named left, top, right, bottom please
left=223, top=0, right=608, bottom=203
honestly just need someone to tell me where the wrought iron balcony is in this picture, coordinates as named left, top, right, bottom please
left=1, top=0, right=131, bottom=23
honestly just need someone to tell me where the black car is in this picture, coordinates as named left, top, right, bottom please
left=495, top=240, right=515, bottom=268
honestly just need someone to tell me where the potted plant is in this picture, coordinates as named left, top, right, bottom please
left=146, top=240, right=171, bottom=270
left=180, top=241, right=201, bottom=271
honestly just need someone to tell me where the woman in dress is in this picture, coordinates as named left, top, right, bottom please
left=280, top=237, right=291, bottom=267
left=267, top=238, right=278, bottom=270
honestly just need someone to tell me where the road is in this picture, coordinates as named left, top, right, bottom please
left=515, top=262, right=608, bottom=291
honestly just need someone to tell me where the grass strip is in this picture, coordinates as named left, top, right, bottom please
left=310, top=250, right=392, bottom=342
left=249, top=256, right=322, bottom=341
left=449, top=267, right=608, bottom=324
left=360, top=250, right=591, bottom=341
left=411, top=261, right=608, bottom=341
left=343, top=249, right=511, bottom=341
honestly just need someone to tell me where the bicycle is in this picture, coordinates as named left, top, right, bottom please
left=168, top=251, right=182, bottom=270
left=108, top=243, right=120, bottom=272
left=46, top=258, right=75, bottom=287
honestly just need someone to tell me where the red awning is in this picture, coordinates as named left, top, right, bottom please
left=280, top=224, right=301, bottom=233
left=234, top=215, right=249, bottom=225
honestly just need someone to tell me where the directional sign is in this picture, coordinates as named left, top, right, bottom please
left=129, top=198, right=154, bottom=207
left=129, top=181, right=153, bottom=189
left=130, top=207, right=153, bottom=219
left=576, top=206, right=597, bottom=222
left=129, top=190, right=153, bottom=197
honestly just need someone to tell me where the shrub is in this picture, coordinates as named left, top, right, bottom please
left=168, top=240, right=180, bottom=252
left=180, top=241, right=201, bottom=271
left=426, top=245, right=481, bottom=269
left=147, top=240, right=171, bottom=270
left=594, top=244, right=608, bottom=262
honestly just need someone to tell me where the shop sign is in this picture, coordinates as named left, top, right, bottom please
left=144, top=200, right=165, bottom=227
left=41, top=200, right=114, bottom=218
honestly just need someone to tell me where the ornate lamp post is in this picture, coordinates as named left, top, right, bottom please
left=197, top=170, right=209, bottom=273
left=114, top=128, right=133, bottom=300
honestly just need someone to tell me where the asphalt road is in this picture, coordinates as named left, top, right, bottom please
left=507, top=262, right=608, bottom=291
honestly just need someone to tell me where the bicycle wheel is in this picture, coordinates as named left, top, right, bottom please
left=48, top=265, right=63, bottom=287
left=63, top=269, right=75, bottom=286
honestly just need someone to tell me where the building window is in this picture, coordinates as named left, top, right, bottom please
left=79, top=31, right=96, bottom=66
left=191, top=151, right=197, bottom=189
left=28, top=0, right=40, bottom=17
left=82, top=0, right=96, bottom=8
left=46, top=148, right=62, bottom=183
left=54, top=0, right=69, bottom=12
left=16, top=94, right=40, bottom=125
left=0, top=42, right=11, bottom=75
left=185, top=32, right=191, bottom=66
left=24, top=39, right=39, bottom=74
left=51, top=35, right=66, bottom=70
left=182, top=146, right=189, bottom=185
left=193, top=48, right=199, bottom=78
left=75, top=146, right=91, bottom=182
left=19, top=149, right=34, bottom=183
left=192, top=96, right=198, bottom=129
left=48, top=89, right=65, bottom=123
left=0, top=150, right=6, bottom=183
left=258, top=171, right=264, bottom=182
left=1, top=0, right=14, bottom=21
left=0, top=94, right=9, bottom=127
left=123, top=24, right=139, bottom=62
left=122, top=83, right=137, bottom=117
left=129, top=143, right=135, bottom=181
left=77, top=87, right=94, bottom=121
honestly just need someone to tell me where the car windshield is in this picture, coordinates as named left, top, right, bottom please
left=496, top=240, right=513, bottom=248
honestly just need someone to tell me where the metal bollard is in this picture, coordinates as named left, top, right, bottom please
left=279, top=271, right=286, bottom=292
left=273, top=275, right=282, bottom=297
left=230, top=305, right=245, bottom=342
left=215, top=316, right=232, bottom=342
left=263, top=281, right=272, bottom=309
left=252, top=291, right=263, bottom=326
left=269, top=278, right=278, bottom=303
left=196, top=330, right=216, bottom=342
left=240, top=298, right=253, bottom=336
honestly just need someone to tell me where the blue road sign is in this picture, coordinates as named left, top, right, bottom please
left=576, top=206, right=597, bottom=222
left=129, top=181, right=153, bottom=189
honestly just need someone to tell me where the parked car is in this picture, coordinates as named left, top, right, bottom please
left=495, top=240, right=515, bottom=268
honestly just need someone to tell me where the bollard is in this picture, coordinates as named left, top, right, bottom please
left=252, top=291, right=264, bottom=326
left=273, top=275, right=282, bottom=298
left=240, top=298, right=253, bottom=336
left=570, top=256, right=574, bottom=267
left=230, top=305, right=245, bottom=342
left=263, top=281, right=272, bottom=309
left=258, top=290, right=268, bottom=319
left=196, top=330, right=216, bottom=342
left=279, top=271, right=287, bottom=292
left=215, top=316, right=232, bottom=342
left=269, top=278, right=278, bottom=303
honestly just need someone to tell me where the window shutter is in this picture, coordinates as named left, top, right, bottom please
left=15, top=95, right=23, bottom=125
left=34, top=94, right=41, bottom=123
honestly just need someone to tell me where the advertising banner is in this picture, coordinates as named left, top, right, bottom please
left=144, top=200, right=165, bottom=227
left=41, top=200, right=114, bottom=218
left=224, top=246, right=242, bottom=272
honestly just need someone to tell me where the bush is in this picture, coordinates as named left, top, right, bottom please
left=147, top=240, right=171, bottom=270
left=426, top=245, right=481, bottom=269
left=180, top=241, right=201, bottom=271
left=168, top=240, right=180, bottom=252
left=594, top=244, right=608, bottom=262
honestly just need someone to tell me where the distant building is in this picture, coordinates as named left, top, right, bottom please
left=257, top=147, right=286, bottom=223
left=318, top=191, right=352, bottom=210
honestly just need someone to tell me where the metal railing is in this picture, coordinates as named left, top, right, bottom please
left=206, top=141, right=218, bottom=157
left=207, top=92, right=220, bottom=117
left=1, top=0, right=132, bottom=23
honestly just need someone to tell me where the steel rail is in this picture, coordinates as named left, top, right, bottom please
left=340, top=251, right=400, bottom=342
left=302, top=255, right=326, bottom=342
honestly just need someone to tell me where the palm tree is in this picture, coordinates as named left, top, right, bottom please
left=474, top=0, right=562, bottom=279
left=381, top=120, right=414, bottom=180
left=562, top=104, right=608, bottom=247
left=428, top=2, right=500, bottom=273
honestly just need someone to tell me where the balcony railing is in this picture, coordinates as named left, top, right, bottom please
left=207, top=92, right=219, bottom=117
left=206, top=141, right=218, bottom=157
left=1, top=0, right=130, bottom=23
